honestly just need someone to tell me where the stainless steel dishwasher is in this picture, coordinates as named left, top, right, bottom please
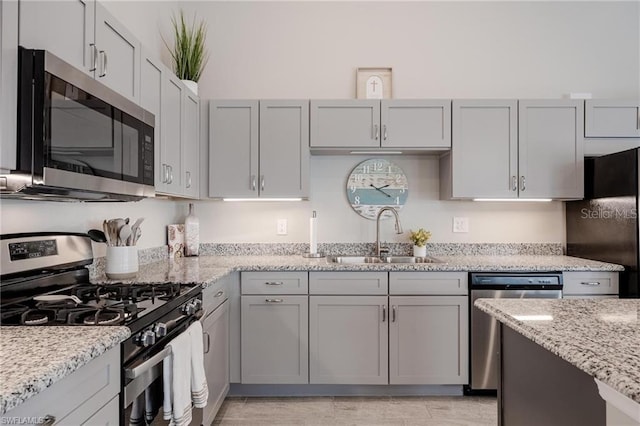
left=466, top=272, right=563, bottom=394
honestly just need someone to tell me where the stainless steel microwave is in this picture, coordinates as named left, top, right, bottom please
left=0, top=47, right=155, bottom=201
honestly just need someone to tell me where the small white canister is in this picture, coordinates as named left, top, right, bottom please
left=106, top=246, right=139, bottom=279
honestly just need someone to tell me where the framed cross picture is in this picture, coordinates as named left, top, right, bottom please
left=356, top=67, right=392, bottom=99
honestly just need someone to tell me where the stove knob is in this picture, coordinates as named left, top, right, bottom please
left=182, top=303, right=196, bottom=315
left=193, top=299, right=202, bottom=311
left=142, top=330, right=156, bottom=347
left=154, top=323, right=167, bottom=337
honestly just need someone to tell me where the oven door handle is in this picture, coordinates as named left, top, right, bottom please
left=125, top=346, right=172, bottom=379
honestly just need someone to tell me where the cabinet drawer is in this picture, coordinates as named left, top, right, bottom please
left=6, top=346, right=120, bottom=421
left=204, top=276, right=230, bottom=311
left=389, top=272, right=468, bottom=295
left=309, top=272, right=388, bottom=295
left=562, top=272, right=619, bottom=295
left=241, top=272, right=308, bottom=294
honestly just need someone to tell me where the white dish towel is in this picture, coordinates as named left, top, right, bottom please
left=162, top=321, right=209, bottom=426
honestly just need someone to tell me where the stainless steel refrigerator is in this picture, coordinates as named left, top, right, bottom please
left=566, top=148, right=639, bottom=298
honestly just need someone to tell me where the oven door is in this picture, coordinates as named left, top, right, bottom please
left=122, top=318, right=203, bottom=426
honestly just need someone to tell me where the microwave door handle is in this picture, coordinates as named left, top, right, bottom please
left=125, top=346, right=171, bottom=379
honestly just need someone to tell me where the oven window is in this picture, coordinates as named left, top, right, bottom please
left=44, top=74, right=142, bottom=183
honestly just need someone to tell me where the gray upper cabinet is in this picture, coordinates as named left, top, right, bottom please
left=518, top=100, right=584, bottom=199
left=310, top=99, right=451, bottom=151
left=19, top=0, right=140, bottom=103
left=182, top=90, right=200, bottom=199
left=1, top=0, right=18, bottom=171
left=441, top=99, right=583, bottom=200
left=585, top=100, right=640, bottom=138
left=94, top=2, right=140, bottom=102
left=19, top=0, right=95, bottom=76
left=140, top=50, right=163, bottom=193
left=381, top=100, right=451, bottom=149
left=310, top=100, right=380, bottom=149
left=209, top=100, right=309, bottom=199
left=160, top=73, right=184, bottom=195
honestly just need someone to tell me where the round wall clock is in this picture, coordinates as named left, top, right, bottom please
left=346, top=158, right=409, bottom=220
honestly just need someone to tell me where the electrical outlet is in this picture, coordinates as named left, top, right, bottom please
left=277, top=219, right=288, bottom=235
left=453, top=217, right=469, bottom=233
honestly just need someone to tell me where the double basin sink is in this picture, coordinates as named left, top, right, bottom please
left=327, top=255, right=442, bottom=264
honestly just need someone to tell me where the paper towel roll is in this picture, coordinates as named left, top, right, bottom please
left=310, top=211, right=317, bottom=255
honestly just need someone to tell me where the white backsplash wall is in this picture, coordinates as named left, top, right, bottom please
left=193, top=155, right=565, bottom=244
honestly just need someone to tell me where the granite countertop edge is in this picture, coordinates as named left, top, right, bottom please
left=474, top=299, right=640, bottom=404
left=0, top=327, right=131, bottom=415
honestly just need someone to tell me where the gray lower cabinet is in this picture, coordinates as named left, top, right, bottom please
left=202, top=298, right=230, bottom=426
left=209, top=100, right=309, bottom=199
left=441, top=99, right=583, bottom=200
left=309, top=295, right=388, bottom=384
left=241, top=295, right=309, bottom=384
left=562, top=271, right=619, bottom=298
left=389, top=296, right=468, bottom=385
left=585, top=99, right=640, bottom=138
left=310, top=99, right=450, bottom=151
left=4, top=346, right=120, bottom=424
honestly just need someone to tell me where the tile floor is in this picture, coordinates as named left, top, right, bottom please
left=213, top=396, right=497, bottom=425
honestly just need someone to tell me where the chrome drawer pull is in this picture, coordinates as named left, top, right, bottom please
left=382, top=305, right=386, bottom=322
left=215, top=290, right=224, bottom=298
left=581, top=281, right=601, bottom=286
left=40, top=415, right=56, bottom=426
left=265, top=298, right=283, bottom=303
left=265, top=281, right=284, bottom=286
left=511, top=176, right=518, bottom=191
left=392, top=305, right=396, bottom=322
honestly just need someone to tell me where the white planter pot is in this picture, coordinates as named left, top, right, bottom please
left=182, top=79, right=198, bottom=95
left=413, top=245, right=427, bottom=258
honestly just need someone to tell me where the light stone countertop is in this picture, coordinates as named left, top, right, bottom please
left=0, top=326, right=130, bottom=415
left=474, top=298, right=640, bottom=404
left=1, top=253, right=623, bottom=415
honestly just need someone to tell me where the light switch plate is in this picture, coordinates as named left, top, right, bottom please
left=277, top=219, right=288, bottom=235
left=453, top=217, right=469, bottom=233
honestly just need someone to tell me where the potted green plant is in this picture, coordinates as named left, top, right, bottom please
left=409, top=228, right=432, bottom=257
left=164, top=10, right=209, bottom=95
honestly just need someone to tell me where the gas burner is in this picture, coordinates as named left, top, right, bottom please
left=21, top=309, right=54, bottom=325
left=83, top=310, right=123, bottom=325
left=1, top=304, right=29, bottom=322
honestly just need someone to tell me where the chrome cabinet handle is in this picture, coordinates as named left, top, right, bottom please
left=373, top=124, right=379, bottom=140
left=203, top=332, right=211, bottom=354
left=637, top=106, right=639, bottom=130
left=382, top=305, right=386, bottom=322
left=161, top=164, right=167, bottom=183
left=89, top=43, right=98, bottom=72
left=392, top=305, right=396, bottom=322
left=40, top=415, right=56, bottom=426
left=581, top=281, right=601, bottom=286
left=265, top=298, right=283, bottom=303
left=520, top=176, right=526, bottom=192
left=261, top=175, right=265, bottom=191
left=511, top=176, right=518, bottom=191
left=168, top=165, right=173, bottom=184
left=265, top=281, right=284, bottom=286
left=215, top=290, right=224, bottom=297
left=99, top=50, right=107, bottom=77
left=186, top=171, right=191, bottom=188
left=251, top=175, right=256, bottom=191
left=383, top=124, right=388, bottom=141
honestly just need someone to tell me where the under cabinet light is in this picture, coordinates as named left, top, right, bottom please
left=349, top=151, right=403, bottom=155
left=222, top=198, right=303, bottom=202
left=473, top=198, right=553, bottom=202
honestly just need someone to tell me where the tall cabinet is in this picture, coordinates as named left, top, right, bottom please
left=441, top=99, right=583, bottom=200
left=0, top=0, right=18, bottom=170
left=209, top=100, right=309, bottom=199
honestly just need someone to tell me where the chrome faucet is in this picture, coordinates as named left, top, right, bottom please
left=376, top=207, right=403, bottom=257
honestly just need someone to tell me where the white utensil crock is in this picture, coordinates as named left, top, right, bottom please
left=106, top=246, right=138, bottom=279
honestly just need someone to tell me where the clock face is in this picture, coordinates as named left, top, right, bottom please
left=346, top=159, right=409, bottom=220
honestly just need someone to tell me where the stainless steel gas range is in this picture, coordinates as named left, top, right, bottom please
left=0, top=232, right=203, bottom=425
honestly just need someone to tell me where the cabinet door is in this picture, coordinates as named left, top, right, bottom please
left=182, top=90, right=200, bottom=198
left=585, top=100, right=640, bottom=138
left=381, top=100, right=451, bottom=149
left=139, top=51, right=162, bottom=192
left=450, top=100, right=518, bottom=199
left=518, top=100, right=584, bottom=199
left=309, top=296, right=388, bottom=384
left=95, top=2, right=140, bottom=102
left=209, top=100, right=259, bottom=198
left=259, top=100, right=309, bottom=198
left=202, top=299, right=230, bottom=426
left=160, top=74, right=184, bottom=195
left=62, top=395, right=119, bottom=425
left=310, top=100, right=380, bottom=148
left=19, top=0, right=95, bottom=76
left=389, top=296, right=468, bottom=385
left=241, top=295, right=308, bottom=384
left=1, top=0, right=18, bottom=170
